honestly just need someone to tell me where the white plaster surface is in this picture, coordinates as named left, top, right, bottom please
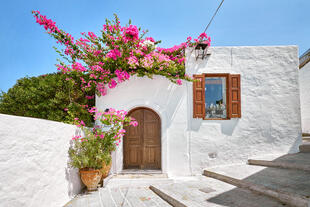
left=299, top=61, right=310, bottom=133
left=96, top=46, right=302, bottom=176
left=0, top=114, right=83, bottom=207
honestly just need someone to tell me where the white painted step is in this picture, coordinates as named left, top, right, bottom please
left=248, top=159, right=310, bottom=172
left=302, top=136, right=310, bottom=142
left=203, top=164, right=310, bottom=207
left=150, top=176, right=289, bottom=207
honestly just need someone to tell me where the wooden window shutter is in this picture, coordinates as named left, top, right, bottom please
left=193, top=74, right=205, bottom=118
left=229, top=74, right=241, bottom=118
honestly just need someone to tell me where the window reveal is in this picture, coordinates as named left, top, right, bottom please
left=205, top=77, right=227, bottom=118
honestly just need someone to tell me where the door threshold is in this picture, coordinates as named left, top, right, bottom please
left=115, top=174, right=167, bottom=179
left=120, top=169, right=163, bottom=174
left=117, top=169, right=167, bottom=178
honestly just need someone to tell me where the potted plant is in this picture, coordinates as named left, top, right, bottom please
left=69, top=108, right=137, bottom=191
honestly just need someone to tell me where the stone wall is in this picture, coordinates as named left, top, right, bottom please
left=299, top=61, right=310, bottom=133
left=0, top=114, right=83, bottom=207
left=96, top=45, right=302, bottom=176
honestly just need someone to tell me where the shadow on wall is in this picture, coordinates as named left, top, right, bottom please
left=65, top=165, right=84, bottom=197
left=65, top=130, right=84, bottom=197
left=186, top=49, right=211, bottom=75
left=191, top=118, right=239, bottom=136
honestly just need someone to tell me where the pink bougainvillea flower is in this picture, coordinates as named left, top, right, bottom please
left=72, top=135, right=82, bottom=140
left=85, top=95, right=95, bottom=99
left=123, top=25, right=139, bottom=41
left=96, top=82, right=107, bottom=96
left=129, top=120, right=138, bottom=127
left=87, top=31, right=97, bottom=39
left=80, top=120, right=85, bottom=126
left=72, top=62, right=87, bottom=72
left=176, top=79, right=182, bottom=85
left=128, top=55, right=139, bottom=68
left=115, top=69, right=130, bottom=83
left=106, top=49, right=122, bottom=60
left=108, top=79, right=117, bottom=88
left=145, top=37, right=155, bottom=42
left=88, top=107, right=97, bottom=113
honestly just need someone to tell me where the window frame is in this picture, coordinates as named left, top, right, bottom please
left=203, top=73, right=230, bottom=120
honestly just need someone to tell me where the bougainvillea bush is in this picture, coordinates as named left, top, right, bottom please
left=32, top=11, right=211, bottom=159
left=32, top=11, right=211, bottom=99
left=69, top=108, right=138, bottom=169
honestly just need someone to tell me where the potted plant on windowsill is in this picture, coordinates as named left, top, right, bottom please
left=69, top=108, right=138, bottom=191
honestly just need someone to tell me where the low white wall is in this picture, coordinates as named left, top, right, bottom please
left=0, top=114, right=83, bottom=207
left=299, top=61, right=310, bottom=133
left=96, top=45, right=302, bottom=176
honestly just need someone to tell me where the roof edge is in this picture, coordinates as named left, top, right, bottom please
left=299, top=49, right=310, bottom=69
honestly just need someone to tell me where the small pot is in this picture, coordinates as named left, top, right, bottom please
left=79, top=168, right=102, bottom=191
left=100, top=161, right=112, bottom=179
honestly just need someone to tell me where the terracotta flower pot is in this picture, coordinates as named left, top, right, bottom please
left=100, top=161, right=112, bottom=178
left=79, top=168, right=102, bottom=191
left=100, top=161, right=112, bottom=182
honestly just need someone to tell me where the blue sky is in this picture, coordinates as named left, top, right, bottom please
left=1, top=0, right=309, bottom=92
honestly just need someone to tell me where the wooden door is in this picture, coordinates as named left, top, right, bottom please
left=124, top=108, right=161, bottom=169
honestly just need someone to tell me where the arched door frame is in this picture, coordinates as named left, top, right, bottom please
left=123, top=106, right=162, bottom=170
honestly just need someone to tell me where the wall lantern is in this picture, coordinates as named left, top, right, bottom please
left=195, top=43, right=209, bottom=60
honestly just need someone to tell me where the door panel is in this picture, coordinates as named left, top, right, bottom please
left=124, top=108, right=161, bottom=169
left=124, top=109, right=143, bottom=169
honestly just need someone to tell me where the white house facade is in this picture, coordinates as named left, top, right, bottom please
left=96, top=45, right=302, bottom=176
left=299, top=49, right=310, bottom=133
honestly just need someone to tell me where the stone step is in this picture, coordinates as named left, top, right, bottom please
left=203, top=165, right=310, bottom=207
left=150, top=176, right=290, bottom=207
left=250, top=153, right=310, bottom=166
left=248, top=159, right=310, bottom=172
left=300, top=143, right=310, bottom=152
left=302, top=136, right=310, bottom=142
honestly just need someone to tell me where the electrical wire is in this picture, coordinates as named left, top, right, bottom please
left=203, top=0, right=225, bottom=33
left=189, top=0, right=225, bottom=54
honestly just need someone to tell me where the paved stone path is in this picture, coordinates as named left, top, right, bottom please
left=64, top=177, right=173, bottom=207
left=65, top=185, right=172, bottom=207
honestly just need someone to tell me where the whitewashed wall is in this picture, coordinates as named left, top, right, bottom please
left=299, top=61, right=310, bottom=133
left=96, top=45, right=301, bottom=176
left=0, top=114, right=83, bottom=207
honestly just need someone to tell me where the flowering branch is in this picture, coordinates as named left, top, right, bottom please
left=32, top=11, right=211, bottom=97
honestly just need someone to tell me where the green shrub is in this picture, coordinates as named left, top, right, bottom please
left=0, top=72, right=95, bottom=126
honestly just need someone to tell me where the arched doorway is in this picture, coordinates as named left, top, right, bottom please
left=123, top=107, right=161, bottom=169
